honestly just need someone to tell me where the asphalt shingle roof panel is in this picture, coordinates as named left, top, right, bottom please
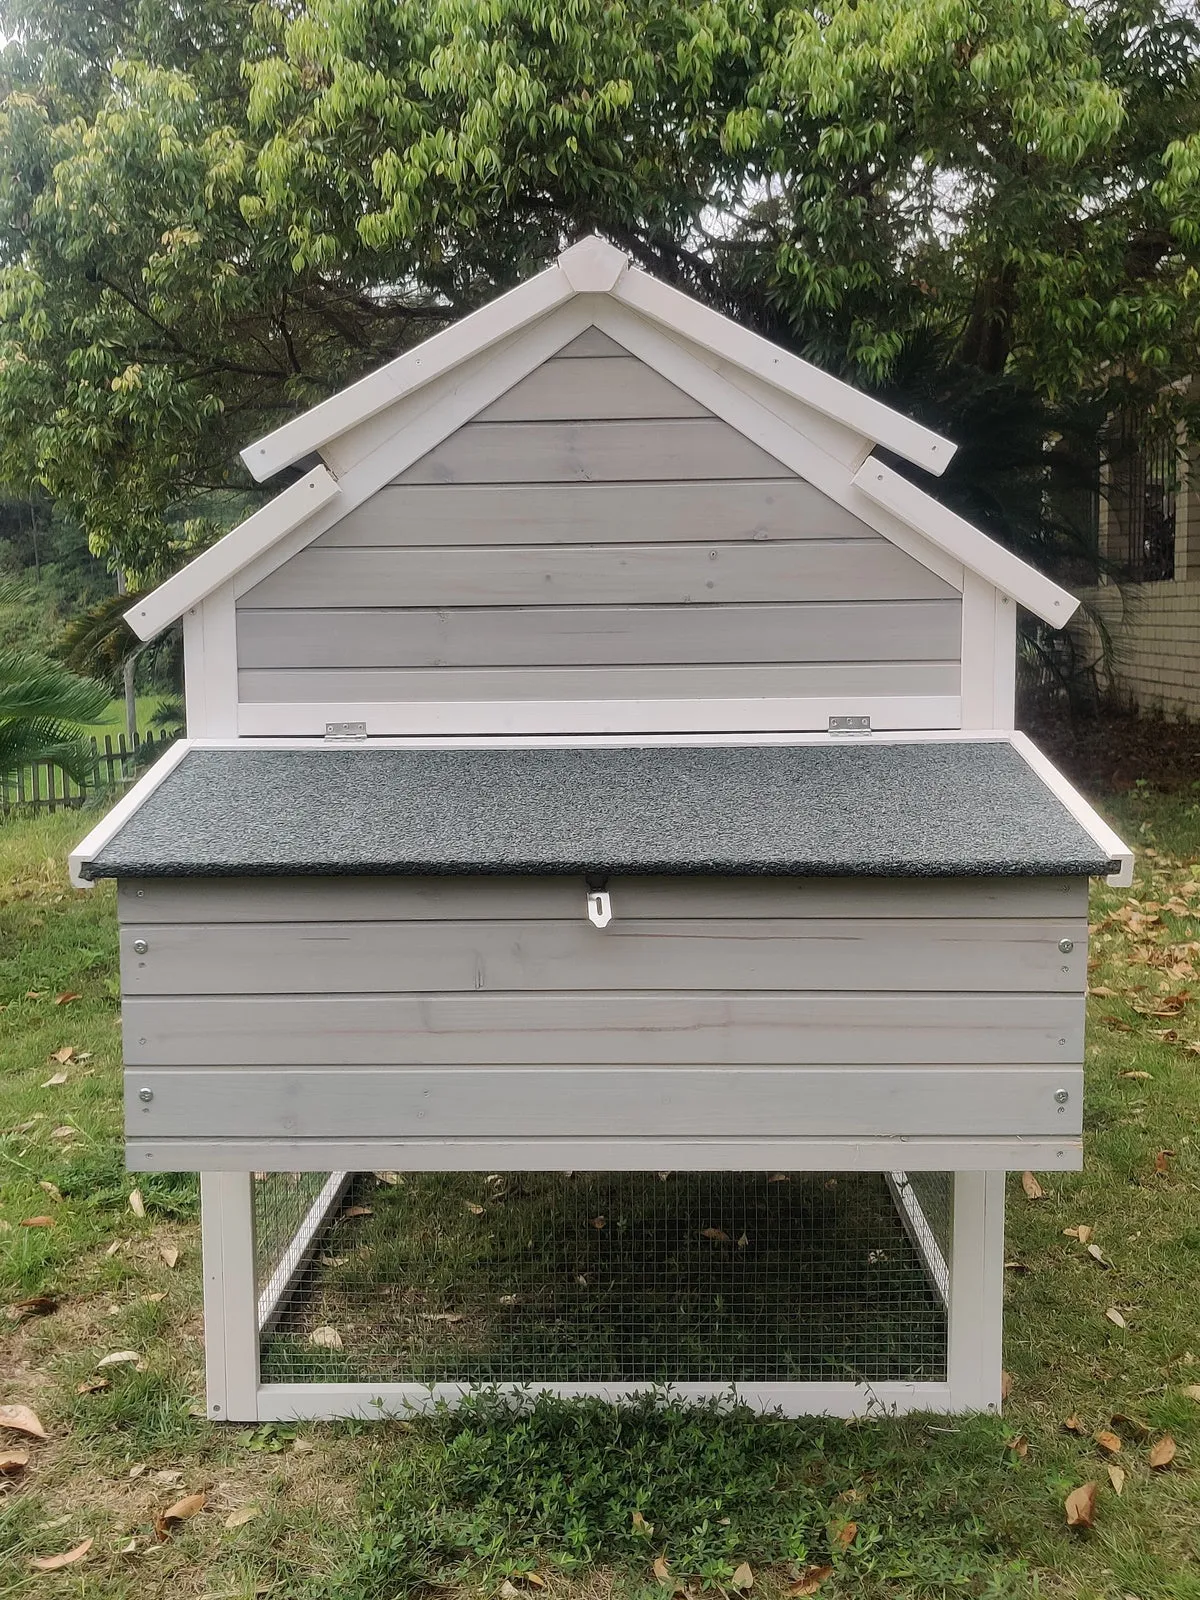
left=81, top=742, right=1115, bottom=881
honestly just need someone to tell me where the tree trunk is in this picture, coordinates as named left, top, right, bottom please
left=115, top=570, right=138, bottom=748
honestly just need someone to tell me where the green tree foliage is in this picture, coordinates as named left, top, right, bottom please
left=0, top=0, right=1196, bottom=581
left=0, top=584, right=111, bottom=779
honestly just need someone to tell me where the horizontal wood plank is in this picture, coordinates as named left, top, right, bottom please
left=126, top=1066, right=1084, bottom=1139
left=123, top=991, right=1082, bottom=1066
left=476, top=356, right=710, bottom=421
left=235, top=600, right=963, bottom=669
left=118, top=874, right=1089, bottom=925
left=120, top=917, right=1088, bottom=996
left=394, top=419, right=796, bottom=484
left=239, top=539, right=954, bottom=611
left=236, top=662, right=962, bottom=705
left=311, top=482, right=881, bottom=548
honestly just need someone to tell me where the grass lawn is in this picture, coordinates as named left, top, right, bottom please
left=2, top=789, right=1200, bottom=1599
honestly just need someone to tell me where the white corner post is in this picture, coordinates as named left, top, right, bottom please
left=946, top=1171, right=1006, bottom=1411
left=201, top=1172, right=261, bottom=1422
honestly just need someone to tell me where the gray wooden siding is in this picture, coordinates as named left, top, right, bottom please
left=120, top=874, right=1087, bottom=1156
left=235, top=338, right=963, bottom=720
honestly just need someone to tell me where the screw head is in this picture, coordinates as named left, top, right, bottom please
left=1054, top=1088, right=1070, bottom=1105
left=138, top=1087, right=154, bottom=1103
left=1058, top=938, right=1074, bottom=954
left=133, top=938, right=149, bottom=955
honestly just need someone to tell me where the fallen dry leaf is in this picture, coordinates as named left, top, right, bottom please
left=499, top=1584, right=524, bottom=1600
left=1063, top=1415, right=1085, bottom=1434
left=155, top=1492, right=207, bottom=1541
left=1087, top=1244, right=1113, bottom=1269
left=731, top=1562, right=754, bottom=1591
left=419, top=1311, right=464, bottom=1323
left=1149, top=1434, right=1177, bottom=1470
left=463, top=1201, right=485, bottom=1216
left=1107, top=1464, right=1126, bottom=1495
left=76, top=1378, right=108, bottom=1395
left=737, top=1232, right=749, bottom=1248
left=590, top=1215, right=606, bottom=1230
left=309, top=1326, right=343, bottom=1350
left=631, top=1511, right=654, bottom=1536
left=49, top=1046, right=75, bottom=1064
left=96, top=1350, right=142, bottom=1369
left=160, top=1245, right=179, bottom=1269
left=1063, top=1225, right=1094, bottom=1244
left=7, top=1295, right=58, bottom=1323
left=1001, top=1369, right=1014, bottom=1400
left=789, top=1565, right=834, bottom=1596
left=51, top=1126, right=74, bottom=1140
left=833, top=1521, right=858, bottom=1550
left=1095, top=1430, right=1122, bottom=1455
left=0, top=1405, right=47, bottom=1439
left=374, top=1172, right=402, bottom=1186
left=30, top=1538, right=92, bottom=1571
left=128, top=1189, right=146, bottom=1218
left=1181, top=1385, right=1200, bottom=1402
left=1021, top=1171, right=1044, bottom=1200
left=20, top=1216, right=55, bottom=1228
left=342, top=1205, right=373, bottom=1219
left=1007, top=1435, right=1029, bottom=1458
left=225, top=1506, right=260, bottom=1529
left=38, top=1180, right=63, bottom=1203
left=1154, top=1150, right=1174, bottom=1177
left=53, top=991, right=81, bottom=1005
left=0, top=1449, right=29, bottom=1474
left=701, top=1227, right=730, bottom=1242
left=1065, top=1483, right=1097, bottom=1530
left=1119, top=1069, right=1153, bottom=1080
left=1106, top=1308, right=1128, bottom=1329
left=653, top=1554, right=673, bottom=1585
left=1089, top=985, right=1119, bottom=998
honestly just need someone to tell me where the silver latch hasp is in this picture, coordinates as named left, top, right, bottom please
left=587, top=889, right=613, bottom=929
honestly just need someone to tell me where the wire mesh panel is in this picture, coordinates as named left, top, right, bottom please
left=255, top=1172, right=952, bottom=1388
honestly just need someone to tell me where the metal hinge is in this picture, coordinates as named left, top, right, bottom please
left=828, top=715, right=872, bottom=737
left=324, top=721, right=367, bottom=742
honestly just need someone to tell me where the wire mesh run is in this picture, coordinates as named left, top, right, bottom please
left=253, top=1172, right=953, bottom=1388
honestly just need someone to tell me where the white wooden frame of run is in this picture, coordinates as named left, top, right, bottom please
left=199, top=1170, right=1004, bottom=1423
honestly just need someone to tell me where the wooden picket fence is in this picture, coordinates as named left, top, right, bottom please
left=1, top=729, right=171, bottom=817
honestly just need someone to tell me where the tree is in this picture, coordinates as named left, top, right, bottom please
left=0, top=585, right=112, bottom=781
left=0, top=0, right=1196, bottom=586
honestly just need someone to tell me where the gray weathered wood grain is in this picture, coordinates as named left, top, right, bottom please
left=123, top=991, right=1082, bottom=1066
left=476, top=356, right=710, bottom=421
left=394, top=419, right=796, bottom=484
left=235, top=599, right=963, bottom=669
left=126, top=1066, right=1083, bottom=1139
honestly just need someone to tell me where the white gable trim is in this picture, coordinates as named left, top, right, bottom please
left=126, top=469, right=340, bottom=641
left=612, top=264, right=952, bottom=478
left=239, top=235, right=956, bottom=485
left=854, top=460, right=1078, bottom=628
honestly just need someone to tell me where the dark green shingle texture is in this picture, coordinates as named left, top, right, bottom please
left=81, top=742, right=1116, bottom=880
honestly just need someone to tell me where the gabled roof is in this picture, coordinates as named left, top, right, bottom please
left=124, top=234, right=1079, bottom=641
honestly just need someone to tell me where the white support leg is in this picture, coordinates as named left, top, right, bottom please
left=946, top=1170, right=1006, bottom=1411
left=200, top=1172, right=261, bottom=1422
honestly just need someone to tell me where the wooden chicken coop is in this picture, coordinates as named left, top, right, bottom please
left=72, top=236, right=1131, bottom=1422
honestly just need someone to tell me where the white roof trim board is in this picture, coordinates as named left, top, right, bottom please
left=125, top=234, right=1079, bottom=639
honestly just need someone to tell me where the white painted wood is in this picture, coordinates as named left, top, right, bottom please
left=69, top=738, right=192, bottom=888
left=235, top=600, right=962, bottom=669
left=960, top=571, right=998, bottom=729
left=311, top=481, right=881, bottom=548
left=241, top=260, right=575, bottom=480
left=557, top=234, right=628, bottom=292
left=119, top=872, right=1086, bottom=924
left=190, top=727, right=1012, bottom=750
left=121, top=916, right=1087, bottom=996
left=612, top=263, right=954, bottom=476
left=1009, top=732, right=1134, bottom=886
left=236, top=695, right=964, bottom=738
left=476, top=355, right=709, bottom=421
left=853, top=460, right=1078, bottom=627
left=253, top=1379, right=957, bottom=1422
left=123, top=991, right=1082, bottom=1066
left=237, top=662, right=961, bottom=707
left=239, top=538, right=953, bottom=610
left=191, top=587, right=239, bottom=739
left=946, top=1171, right=1006, bottom=1411
left=125, top=470, right=340, bottom=641
left=257, top=1172, right=351, bottom=1332
left=200, top=1172, right=259, bottom=1421
left=128, top=1067, right=1083, bottom=1139
left=993, top=592, right=1017, bottom=731
left=393, top=418, right=796, bottom=484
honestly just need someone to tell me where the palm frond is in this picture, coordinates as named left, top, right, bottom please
left=0, top=646, right=113, bottom=783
